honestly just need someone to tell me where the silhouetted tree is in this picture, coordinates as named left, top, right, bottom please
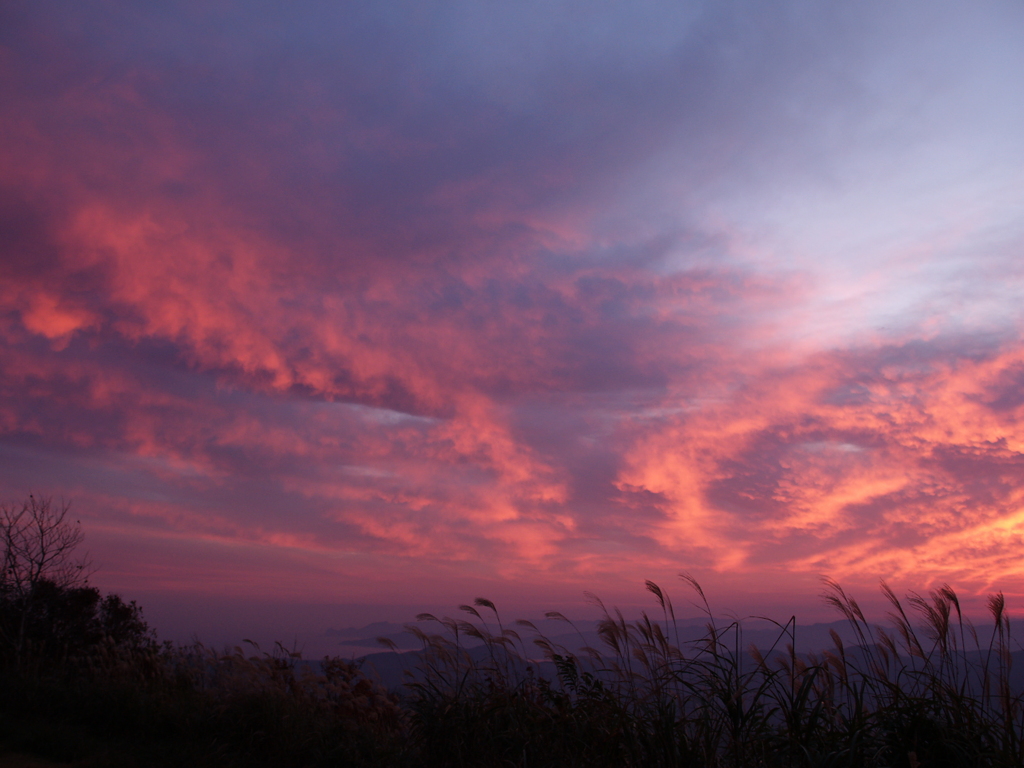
left=0, top=495, right=151, bottom=669
left=1, top=495, right=88, bottom=597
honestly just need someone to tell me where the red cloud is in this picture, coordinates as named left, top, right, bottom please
left=3, top=3, right=1024, bottom=620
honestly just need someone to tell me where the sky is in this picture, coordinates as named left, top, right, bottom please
left=3, top=1, right=1024, bottom=644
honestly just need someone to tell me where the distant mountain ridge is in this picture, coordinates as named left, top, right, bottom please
left=331, top=616, right=1024, bottom=657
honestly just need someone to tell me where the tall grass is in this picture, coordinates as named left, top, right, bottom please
left=403, top=576, right=1024, bottom=767
left=2, top=576, right=1022, bottom=767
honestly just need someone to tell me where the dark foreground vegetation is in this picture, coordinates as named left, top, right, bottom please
left=3, top=497, right=1024, bottom=767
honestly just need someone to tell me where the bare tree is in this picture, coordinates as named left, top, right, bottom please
left=0, top=496, right=94, bottom=664
left=0, top=495, right=89, bottom=599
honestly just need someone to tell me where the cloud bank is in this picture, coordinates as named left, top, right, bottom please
left=3, top=1, right=1024, bottom=617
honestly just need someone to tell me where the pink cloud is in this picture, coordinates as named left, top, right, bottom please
left=2, top=2, right=1024, bottom=631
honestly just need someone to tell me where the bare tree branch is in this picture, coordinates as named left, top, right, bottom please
left=0, top=495, right=89, bottom=599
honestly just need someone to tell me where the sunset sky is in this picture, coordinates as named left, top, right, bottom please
left=3, top=1, right=1024, bottom=642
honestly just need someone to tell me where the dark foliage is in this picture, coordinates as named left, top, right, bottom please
left=2, top=496, right=1023, bottom=766
left=3, top=576, right=1024, bottom=768
left=0, top=578, right=153, bottom=669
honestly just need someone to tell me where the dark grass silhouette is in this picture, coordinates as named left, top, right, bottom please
left=2, top=498, right=1023, bottom=766
left=399, top=577, right=1024, bottom=768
